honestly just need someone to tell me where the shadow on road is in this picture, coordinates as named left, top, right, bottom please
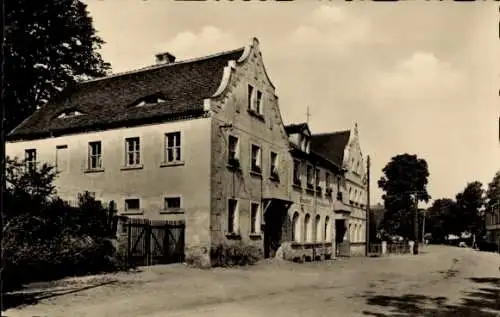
left=360, top=277, right=500, bottom=317
left=2, top=280, right=116, bottom=311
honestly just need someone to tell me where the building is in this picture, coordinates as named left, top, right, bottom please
left=6, top=38, right=293, bottom=266
left=6, top=37, right=368, bottom=264
left=485, top=203, right=500, bottom=245
left=282, top=122, right=343, bottom=261
left=310, top=123, right=368, bottom=256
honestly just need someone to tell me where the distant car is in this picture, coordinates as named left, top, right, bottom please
left=459, top=241, right=468, bottom=248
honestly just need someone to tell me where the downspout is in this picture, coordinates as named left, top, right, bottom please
left=365, top=155, right=371, bottom=256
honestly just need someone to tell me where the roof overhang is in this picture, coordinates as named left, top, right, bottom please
left=262, top=197, right=293, bottom=214
left=333, top=200, right=352, bottom=215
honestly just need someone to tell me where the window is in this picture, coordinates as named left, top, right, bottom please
left=88, top=141, right=102, bottom=169
left=248, top=84, right=254, bottom=110
left=164, top=197, right=181, bottom=210
left=325, top=216, right=331, bottom=241
left=300, top=137, right=306, bottom=152
left=306, top=165, right=313, bottom=188
left=315, top=168, right=321, bottom=189
left=57, top=110, right=84, bottom=119
left=24, top=149, right=37, bottom=172
left=251, top=144, right=261, bottom=173
left=228, top=135, right=239, bottom=164
left=125, top=199, right=140, bottom=212
left=293, top=160, right=301, bottom=185
left=250, top=202, right=260, bottom=234
left=125, top=137, right=140, bottom=166
left=304, top=214, right=312, bottom=242
left=292, top=212, right=300, bottom=242
left=315, top=215, right=322, bottom=242
left=55, top=145, right=69, bottom=173
left=325, top=172, right=331, bottom=188
left=165, top=132, right=181, bottom=163
left=270, top=151, right=278, bottom=179
left=256, top=90, right=263, bottom=114
left=227, top=199, right=239, bottom=234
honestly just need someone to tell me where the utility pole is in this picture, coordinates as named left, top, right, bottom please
left=365, top=155, right=371, bottom=256
left=413, top=192, right=419, bottom=255
left=421, top=209, right=426, bottom=245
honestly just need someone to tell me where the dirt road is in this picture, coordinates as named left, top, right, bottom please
left=4, top=245, right=500, bottom=317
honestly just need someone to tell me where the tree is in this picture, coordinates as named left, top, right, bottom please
left=455, top=181, right=485, bottom=241
left=378, top=154, right=431, bottom=240
left=485, top=171, right=500, bottom=214
left=426, top=198, right=459, bottom=242
left=5, top=0, right=111, bottom=133
left=4, top=156, right=58, bottom=222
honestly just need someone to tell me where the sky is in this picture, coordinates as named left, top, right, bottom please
left=83, top=0, right=500, bottom=206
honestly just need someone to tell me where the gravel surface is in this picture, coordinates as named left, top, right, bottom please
left=4, top=245, right=500, bottom=317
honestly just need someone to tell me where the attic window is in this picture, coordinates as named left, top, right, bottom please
left=57, top=110, right=84, bottom=119
left=134, top=95, right=167, bottom=107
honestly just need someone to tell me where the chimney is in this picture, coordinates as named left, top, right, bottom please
left=155, top=52, right=176, bottom=65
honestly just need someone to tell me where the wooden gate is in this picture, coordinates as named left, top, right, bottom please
left=126, top=218, right=185, bottom=267
left=336, top=241, right=351, bottom=257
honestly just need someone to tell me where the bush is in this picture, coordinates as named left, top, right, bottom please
left=2, top=191, right=124, bottom=292
left=476, top=241, right=499, bottom=252
left=210, top=243, right=262, bottom=267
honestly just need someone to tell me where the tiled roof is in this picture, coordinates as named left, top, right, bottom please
left=8, top=47, right=246, bottom=140
left=289, top=141, right=341, bottom=172
left=310, top=130, right=351, bottom=166
left=284, top=123, right=309, bottom=135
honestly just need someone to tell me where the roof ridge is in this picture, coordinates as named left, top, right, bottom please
left=312, top=129, right=350, bottom=137
left=285, top=122, right=308, bottom=126
left=79, top=47, right=246, bottom=85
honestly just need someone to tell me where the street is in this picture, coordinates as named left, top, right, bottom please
left=4, top=245, right=500, bottom=317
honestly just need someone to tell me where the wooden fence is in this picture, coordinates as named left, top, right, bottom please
left=125, top=218, right=185, bottom=267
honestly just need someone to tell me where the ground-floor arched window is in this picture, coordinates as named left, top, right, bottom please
left=305, top=214, right=312, bottom=242
left=315, top=215, right=322, bottom=242
left=324, top=216, right=330, bottom=241
left=292, top=212, right=300, bottom=242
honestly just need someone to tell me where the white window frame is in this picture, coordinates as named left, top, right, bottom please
left=164, top=131, right=182, bottom=164
left=248, top=84, right=255, bottom=111
left=228, top=134, right=240, bottom=163
left=270, top=151, right=278, bottom=176
left=88, top=141, right=102, bottom=170
left=124, top=198, right=141, bottom=213
left=164, top=196, right=182, bottom=212
left=227, top=198, right=239, bottom=234
left=250, top=201, right=261, bottom=234
left=256, top=89, right=264, bottom=114
left=125, top=137, right=141, bottom=166
left=24, top=148, right=37, bottom=172
left=250, top=144, right=262, bottom=173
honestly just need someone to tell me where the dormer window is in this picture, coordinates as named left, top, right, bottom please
left=300, top=136, right=310, bottom=153
left=132, top=94, right=167, bottom=108
left=57, top=110, right=84, bottom=119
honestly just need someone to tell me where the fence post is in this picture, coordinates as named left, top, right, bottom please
left=127, top=221, right=131, bottom=268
